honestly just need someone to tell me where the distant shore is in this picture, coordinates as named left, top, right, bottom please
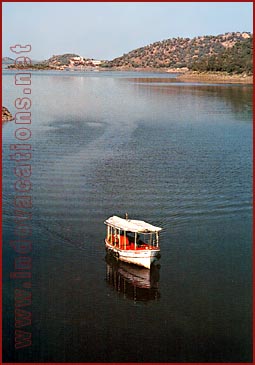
left=106, top=68, right=253, bottom=84
left=176, top=71, right=253, bottom=84
left=104, top=66, right=253, bottom=84
left=4, top=65, right=253, bottom=84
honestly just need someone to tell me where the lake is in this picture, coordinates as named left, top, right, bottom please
left=2, top=70, right=252, bottom=362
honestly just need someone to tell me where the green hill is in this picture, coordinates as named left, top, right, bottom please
left=43, top=53, right=80, bottom=66
left=191, top=37, right=253, bottom=74
left=104, top=32, right=253, bottom=74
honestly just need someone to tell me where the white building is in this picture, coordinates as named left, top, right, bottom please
left=91, top=60, right=102, bottom=66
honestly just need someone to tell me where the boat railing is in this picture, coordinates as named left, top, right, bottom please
left=107, top=233, right=159, bottom=250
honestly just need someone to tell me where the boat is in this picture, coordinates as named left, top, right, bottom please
left=104, top=214, right=162, bottom=269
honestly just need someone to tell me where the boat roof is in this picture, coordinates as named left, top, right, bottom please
left=104, top=215, right=162, bottom=233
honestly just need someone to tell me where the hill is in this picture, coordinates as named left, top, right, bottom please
left=6, top=53, right=103, bottom=70
left=4, top=32, right=253, bottom=76
left=104, top=32, right=253, bottom=74
left=42, top=54, right=102, bottom=68
left=43, top=53, right=80, bottom=66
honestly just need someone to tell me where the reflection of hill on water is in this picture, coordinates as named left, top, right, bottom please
left=128, top=80, right=252, bottom=118
left=105, top=254, right=160, bottom=302
left=205, top=85, right=253, bottom=116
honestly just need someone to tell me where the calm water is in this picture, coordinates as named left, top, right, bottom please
left=3, top=70, right=252, bottom=362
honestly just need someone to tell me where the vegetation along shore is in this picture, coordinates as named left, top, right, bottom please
left=176, top=71, right=253, bottom=84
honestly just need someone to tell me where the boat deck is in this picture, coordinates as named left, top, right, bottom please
left=106, top=235, right=158, bottom=251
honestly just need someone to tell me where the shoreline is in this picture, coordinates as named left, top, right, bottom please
left=106, top=68, right=253, bottom=84
left=3, top=66, right=253, bottom=84
left=176, top=71, right=253, bottom=84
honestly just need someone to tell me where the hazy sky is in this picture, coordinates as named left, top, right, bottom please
left=3, top=2, right=253, bottom=60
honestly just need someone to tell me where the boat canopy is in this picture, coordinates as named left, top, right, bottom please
left=104, top=215, right=162, bottom=233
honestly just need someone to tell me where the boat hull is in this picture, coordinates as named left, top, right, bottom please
left=105, top=239, right=160, bottom=269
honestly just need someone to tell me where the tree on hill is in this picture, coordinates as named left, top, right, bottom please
left=191, top=37, right=253, bottom=74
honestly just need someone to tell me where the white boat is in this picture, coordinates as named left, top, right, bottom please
left=104, top=215, right=162, bottom=269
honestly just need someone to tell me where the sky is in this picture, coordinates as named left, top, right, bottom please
left=2, top=2, right=253, bottom=61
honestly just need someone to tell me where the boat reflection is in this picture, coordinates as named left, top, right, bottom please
left=105, top=253, right=160, bottom=302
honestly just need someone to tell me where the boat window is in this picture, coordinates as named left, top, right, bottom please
left=126, top=231, right=135, bottom=240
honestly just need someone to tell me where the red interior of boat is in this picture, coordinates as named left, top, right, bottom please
left=108, top=235, right=156, bottom=250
